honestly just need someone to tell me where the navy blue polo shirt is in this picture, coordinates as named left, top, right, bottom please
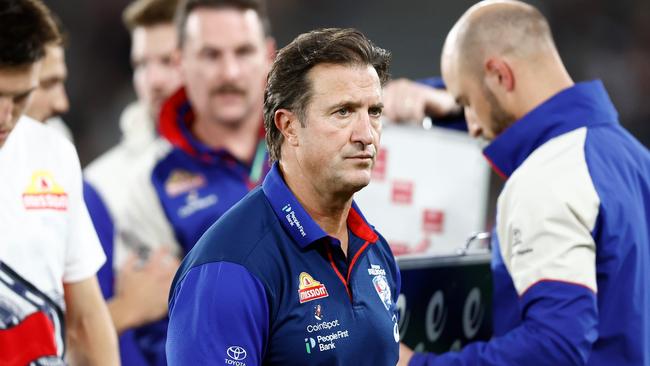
left=166, top=163, right=401, bottom=365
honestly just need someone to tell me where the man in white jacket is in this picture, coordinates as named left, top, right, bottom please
left=85, top=0, right=182, bottom=218
left=83, top=0, right=182, bottom=365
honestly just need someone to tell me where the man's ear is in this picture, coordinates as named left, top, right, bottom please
left=274, top=109, right=300, bottom=147
left=484, top=57, right=515, bottom=93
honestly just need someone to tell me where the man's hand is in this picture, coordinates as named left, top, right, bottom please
left=397, top=342, right=415, bottom=366
left=108, top=247, right=180, bottom=333
left=383, top=78, right=460, bottom=124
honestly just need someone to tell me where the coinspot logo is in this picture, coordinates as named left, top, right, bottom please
left=226, top=346, right=247, bottom=362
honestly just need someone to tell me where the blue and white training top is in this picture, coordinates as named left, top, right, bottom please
left=167, top=163, right=401, bottom=365
left=410, top=80, right=650, bottom=365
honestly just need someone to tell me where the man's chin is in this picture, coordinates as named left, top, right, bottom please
left=345, top=171, right=373, bottom=192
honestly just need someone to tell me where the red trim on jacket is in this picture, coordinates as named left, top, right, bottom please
left=158, top=87, right=197, bottom=156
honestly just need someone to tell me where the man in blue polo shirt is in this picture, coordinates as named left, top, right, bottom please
left=398, top=1, right=650, bottom=365
left=167, top=28, right=401, bottom=365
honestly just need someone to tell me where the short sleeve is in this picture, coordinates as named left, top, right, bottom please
left=62, top=144, right=106, bottom=283
left=167, top=261, right=269, bottom=365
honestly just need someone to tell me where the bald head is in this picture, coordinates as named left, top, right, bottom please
left=440, top=0, right=573, bottom=140
left=443, top=0, right=556, bottom=76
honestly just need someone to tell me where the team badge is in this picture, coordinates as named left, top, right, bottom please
left=298, top=272, right=329, bottom=304
left=22, top=171, right=68, bottom=210
left=164, top=169, right=206, bottom=197
left=369, top=264, right=392, bottom=310
left=314, top=304, right=323, bottom=320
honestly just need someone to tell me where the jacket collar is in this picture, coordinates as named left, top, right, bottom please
left=158, top=88, right=270, bottom=185
left=483, top=80, right=618, bottom=179
left=262, top=163, right=378, bottom=248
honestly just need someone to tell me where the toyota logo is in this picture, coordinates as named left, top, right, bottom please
left=227, top=346, right=247, bottom=361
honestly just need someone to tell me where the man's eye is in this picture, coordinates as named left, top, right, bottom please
left=336, top=108, right=350, bottom=116
left=369, top=107, right=383, bottom=117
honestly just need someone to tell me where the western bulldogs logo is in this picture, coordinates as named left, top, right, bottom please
left=372, top=274, right=392, bottom=311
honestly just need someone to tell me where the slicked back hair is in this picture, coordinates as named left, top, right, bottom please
left=264, top=28, right=391, bottom=163
left=175, top=0, right=271, bottom=48
left=0, top=0, right=60, bottom=67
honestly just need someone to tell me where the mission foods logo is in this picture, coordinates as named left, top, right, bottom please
left=22, top=171, right=68, bottom=210
left=164, top=169, right=206, bottom=197
left=298, top=272, right=329, bottom=304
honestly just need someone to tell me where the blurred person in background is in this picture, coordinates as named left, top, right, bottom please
left=83, top=0, right=182, bottom=365
left=118, top=0, right=275, bottom=255
left=0, top=0, right=118, bottom=364
left=114, top=0, right=275, bottom=363
left=398, top=1, right=650, bottom=365
left=20, top=1, right=178, bottom=365
left=167, top=27, right=400, bottom=365
left=382, top=77, right=460, bottom=126
left=85, top=0, right=182, bottom=224
left=23, top=14, right=73, bottom=142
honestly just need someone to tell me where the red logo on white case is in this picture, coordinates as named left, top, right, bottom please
left=371, top=148, right=388, bottom=181
left=391, top=180, right=413, bottom=205
left=422, top=209, right=445, bottom=233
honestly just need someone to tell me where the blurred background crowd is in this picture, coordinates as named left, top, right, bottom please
left=45, top=0, right=650, bottom=165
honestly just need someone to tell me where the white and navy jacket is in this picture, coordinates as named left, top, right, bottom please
left=411, top=80, right=650, bottom=365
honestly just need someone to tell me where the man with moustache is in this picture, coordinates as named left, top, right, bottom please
left=167, top=27, right=400, bottom=365
left=119, top=0, right=275, bottom=261
left=398, top=1, right=650, bottom=365
left=114, top=0, right=275, bottom=363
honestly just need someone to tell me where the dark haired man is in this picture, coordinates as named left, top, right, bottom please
left=0, top=0, right=118, bottom=364
left=167, top=27, right=400, bottom=365
left=399, top=1, right=650, bottom=365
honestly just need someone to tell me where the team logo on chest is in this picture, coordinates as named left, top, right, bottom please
left=164, top=169, right=206, bottom=197
left=22, top=171, right=68, bottom=210
left=298, top=272, right=329, bottom=304
left=369, top=264, right=392, bottom=310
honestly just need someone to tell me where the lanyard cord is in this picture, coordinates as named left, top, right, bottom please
left=248, top=140, right=267, bottom=185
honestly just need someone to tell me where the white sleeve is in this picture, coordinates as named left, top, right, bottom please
left=113, top=142, right=181, bottom=267
left=496, top=129, right=600, bottom=295
left=63, top=143, right=106, bottom=283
